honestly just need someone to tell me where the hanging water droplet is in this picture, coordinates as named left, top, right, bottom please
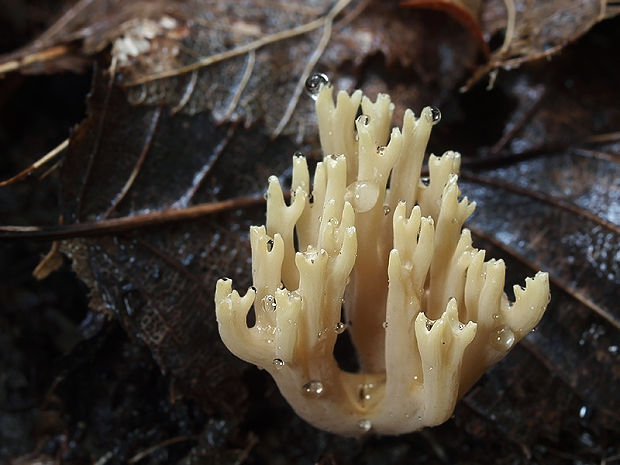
left=272, top=358, right=284, bottom=369
left=490, top=326, right=515, bottom=351
left=334, top=322, right=346, bottom=334
left=420, top=177, right=430, bottom=186
left=430, top=106, right=441, bottom=125
left=357, top=419, right=372, bottom=432
left=266, top=239, right=274, bottom=251
left=382, top=321, right=388, bottom=329
left=579, top=405, right=587, bottom=419
left=356, top=114, right=370, bottom=126
left=262, top=294, right=277, bottom=312
left=305, top=73, right=329, bottom=100
left=383, top=204, right=391, bottom=215
left=344, top=181, right=379, bottom=213
left=425, top=318, right=434, bottom=331
left=302, top=380, right=324, bottom=396
left=376, top=145, right=386, bottom=156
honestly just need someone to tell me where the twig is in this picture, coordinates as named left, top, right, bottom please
left=0, top=138, right=68, bottom=187
left=170, top=70, right=198, bottom=115
left=122, top=0, right=353, bottom=87
left=0, top=194, right=265, bottom=241
left=0, top=45, right=72, bottom=75
left=498, top=0, right=517, bottom=57
left=234, top=433, right=258, bottom=465
left=220, top=50, right=256, bottom=121
left=128, top=435, right=198, bottom=464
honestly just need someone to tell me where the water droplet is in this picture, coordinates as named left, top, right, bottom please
left=430, top=106, right=441, bottom=125
left=334, top=322, right=346, bottom=334
left=122, top=289, right=144, bottom=316
left=181, top=253, right=195, bottom=266
left=425, top=318, right=434, bottom=331
left=413, top=375, right=419, bottom=381
left=356, top=114, right=370, bottom=126
left=357, top=419, right=372, bottom=432
left=377, top=146, right=386, bottom=156
left=490, top=326, right=515, bottom=351
left=305, top=73, right=329, bottom=100
left=151, top=265, right=161, bottom=281
left=266, top=239, right=274, bottom=251
left=345, top=181, right=379, bottom=213
left=358, top=383, right=375, bottom=401
left=382, top=321, right=388, bottom=329
left=272, top=358, right=284, bottom=369
left=579, top=405, right=587, bottom=419
left=262, top=294, right=277, bottom=312
left=420, top=177, right=430, bottom=186
left=383, top=204, right=391, bottom=215
left=302, top=380, right=324, bottom=396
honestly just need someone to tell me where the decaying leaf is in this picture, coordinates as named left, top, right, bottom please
left=400, top=0, right=489, bottom=57
left=469, top=0, right=620, bottom=87
left=1, top=0, right=619, bottom=463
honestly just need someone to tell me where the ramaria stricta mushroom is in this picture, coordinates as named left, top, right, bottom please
left=214, top=80, right=550, bottom=436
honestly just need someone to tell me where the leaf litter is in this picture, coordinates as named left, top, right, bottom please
left=1, top=0, right=619, bottom=463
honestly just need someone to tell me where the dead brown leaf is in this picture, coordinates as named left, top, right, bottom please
left=1, top=1, right=619, bottom=463
left=468, top=0, right=620, bottom=88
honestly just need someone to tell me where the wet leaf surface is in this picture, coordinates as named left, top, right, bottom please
left=1, top=1, right=619, bottom=464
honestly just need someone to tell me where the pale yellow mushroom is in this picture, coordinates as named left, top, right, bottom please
left=215, top=84, right=550, bottom=436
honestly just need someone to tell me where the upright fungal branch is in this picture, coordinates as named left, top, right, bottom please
left=215, top=83, right=550, bottom=436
